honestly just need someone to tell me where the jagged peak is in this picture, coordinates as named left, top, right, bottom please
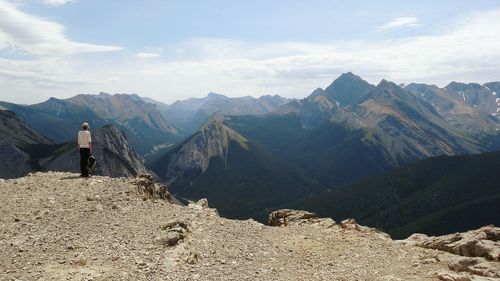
left=329, top=72, right=367, bottom=86
left=445, top=82, right=487, bottom=95
left=376, top=79, right=400, bottom=90
left=323, top=72, right=374, bottom=106
left=308, top=88, right=326, bottom=99
left=404, top=83, right=441, bottom=93
left=207, top=92, right=227, bottom=99
left=47, top=97, right=63, bottom=102
left=446, top=81, right=465, bottom=87
left=98, top=92, right=111, bottom=98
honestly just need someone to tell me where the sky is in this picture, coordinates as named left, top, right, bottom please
left=1, top=0, right=500, bottom=104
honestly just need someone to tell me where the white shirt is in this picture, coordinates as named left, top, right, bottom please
left=78, top=130, right=92, bottom=148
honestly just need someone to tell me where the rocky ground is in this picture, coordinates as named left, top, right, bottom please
left=0, top=172, right=498, bottom=281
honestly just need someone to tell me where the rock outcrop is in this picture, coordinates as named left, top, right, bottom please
left=269, top=209, right=389, bottom=238
left=400, top=226, right=500, bottom=280
left=402, top=226, right=500, bottom=261
left=269, top=209, right=319, bottom=226
left=134, top=173, right=173, bottom=202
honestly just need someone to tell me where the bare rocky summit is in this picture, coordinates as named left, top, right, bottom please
left=0, top=172, right=498, bottom=281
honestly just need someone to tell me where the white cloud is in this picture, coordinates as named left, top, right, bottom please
left=41, top=0, right=76, bottom=6
left=0, top=0, right=121, bottom=55
left=107, top=76, right=121, bottom=83
left=1, top=7, right=500, bottom=105
left=135, top=52, right=161, bottom=59
left=379, top=17, right=420, bottom=30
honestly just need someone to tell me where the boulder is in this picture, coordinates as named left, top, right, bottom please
left=436, top=271, right=471, bottom=281
left=268, top=209, right=318, bottom=226
left=402, top=226, right=500, bottom=261
left=135, top=173, right=173, bottom=202
left=156, top=220, right=189, bottom=247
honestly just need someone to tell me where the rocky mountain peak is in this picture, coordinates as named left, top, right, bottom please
left=207, top=92, right=226, bottom=99
left=161, top=116, right=248, bottom=183
left=445, top=81, right=469, bottom=92
left=307, top=88, right=326, bottom=99
left=376, top=79, right=399, bottom=90
left=324, top=72, right=374, bottom=106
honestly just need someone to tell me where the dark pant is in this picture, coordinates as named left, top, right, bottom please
left=80, top=148, right=90, bottom=176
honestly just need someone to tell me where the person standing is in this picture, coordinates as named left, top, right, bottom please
left=78, top=122, right=92, bottom=177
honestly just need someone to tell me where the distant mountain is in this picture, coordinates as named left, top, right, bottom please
left=324, top=72, right=375, bottom=106
left=354, top=80, right=481, bottom=158
left=273, top=88, right=349, bottom=129
left=149, top=115, right=323, bottom=218
left=67, top=93, right=180, bottom=154
left=0, top=98, right=109, bottom=143
left=148, top=73, right=499, bottom=221
left=405, top=83, right=500, bottom=138
left=289, top=150, right=500, bottom=239
left=1, top=93, right=181, bottom=155
left=157, top=93, right=292, bottom=134
left=226, top=77, right=485, bottom=188
left=0, top=110, right=52, bottom=179
left=40, top=125, right=147, bottom=178
left=444, top=82, right=500, bottom=118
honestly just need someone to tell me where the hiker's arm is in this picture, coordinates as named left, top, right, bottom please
left=89, top=142, right=93, bottom=153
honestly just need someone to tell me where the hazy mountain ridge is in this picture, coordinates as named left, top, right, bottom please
left=65, top=93, right=181, bottom=155
left=156, top=93, right=292, bottom=134
left=0, top=98, right=110, bottom=144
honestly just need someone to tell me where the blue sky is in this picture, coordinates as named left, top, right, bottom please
left=1, top=0, right=500, bottom=104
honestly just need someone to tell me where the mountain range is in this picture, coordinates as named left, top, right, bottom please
left=154, top=93, right=291, bottom=135
left=1, top=72, right=499, bottom=237
left=149, top=73, right=500, bottom=227
left=0, top=109, right=146, bottom=178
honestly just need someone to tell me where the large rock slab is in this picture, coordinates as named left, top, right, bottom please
left=402, top=226, right=500, bottom=261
